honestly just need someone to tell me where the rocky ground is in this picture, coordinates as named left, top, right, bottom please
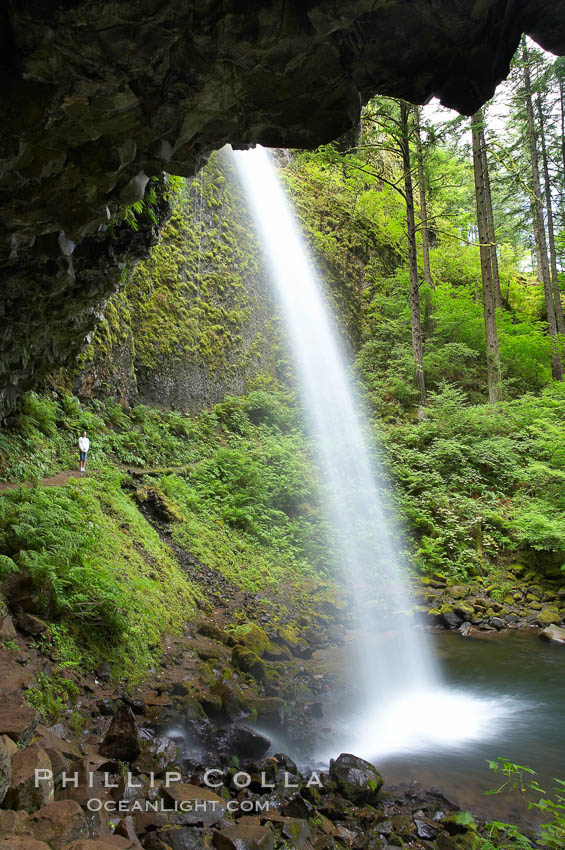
left=1, top=482, right=562, bottom=848
left=0, top=602, right=528, bottom=850
left=416, top=564, right=565, bottom=642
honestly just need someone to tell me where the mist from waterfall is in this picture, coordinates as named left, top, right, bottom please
left=233, top=145, right=518, bottom=761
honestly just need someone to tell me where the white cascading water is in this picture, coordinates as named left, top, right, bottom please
left=233, top=145, right=518, bottom=761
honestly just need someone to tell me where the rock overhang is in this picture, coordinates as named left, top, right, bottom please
left=1, top=0, right=565, bottom=413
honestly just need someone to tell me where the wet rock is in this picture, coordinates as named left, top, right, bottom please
left=281, top=795, right=314, bottom=820
left=212, top=824, right=274, bottom=850
left=13, top=612, right=48, bottom=638
left=99, top=701, right=140, bottom=763
left=248, top=698, right=286, bottom=727
left=334, top=825, right=357, bottom=842
left=5, top=746, right=54, bottom=813
left=211, top=682, right=250, bottom=722
left=414, top=818, right=439, bottom=839
left=134, top=736, right=178, bottom=775
left=231, top=647, right=266, bottom=682
left=441, top=611, right=463, bottom=629
left=0, top=736, right=10, bottom=806
left=34, top=726, right=81, bottom=766
left=97, top=698, right=114, bottom=716
left=30, top=801, right=88, bottom=849
left=279, top=817, right=311, bottom=848
left=207, top=724, right=270, bottom=760
left=95, top=663, right=112, bottom=683
left=490, top=617, right=505, bottom=630
left=539, top=624, right=565, bottom=644
left=0, top=700, right=39, bottom=747
left=143, top=827, right=204, bottom=850
left=329, top=753, right=383, bottom=805
left=160, top=784, right=227, bottom=828
left=129, top=699, right=146, bottom=717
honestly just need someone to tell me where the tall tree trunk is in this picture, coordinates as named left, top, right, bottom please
left=472, top=110, right=502, bottom=403
left=522, top=35, right=563, bottom=380
left=537, top=92, right=565, bottom=334
left=479, top=124, right=503, bottom=308
left=413, top=105, right=432, bottom=288
left=560, top=79, right=565, bottom=188
left=400, top=101, right=426, bottom=407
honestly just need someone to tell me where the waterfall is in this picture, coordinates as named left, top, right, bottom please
left=233, top=145, right=517, bottom=761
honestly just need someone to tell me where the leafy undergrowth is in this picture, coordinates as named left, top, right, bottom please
left=0, top=470, right=197, bottom=680
left=0, top=389, right=335, bottom=679
left=378, top=381, right=565, bottom=580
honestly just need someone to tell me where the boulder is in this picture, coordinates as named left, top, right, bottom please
left=248, top=698, right=286, bottom=727
left=212, top=825, right=274, bottom=850
left=1, top=737, right=18, bottom=759
left=196, top=623, right=230, bottom=645
left=537, top=609, right=561, bottom=628
left=99, top=702, right=140, bottom=763
left=207, top=724, right=270, bottom=760
left=0, top=737, right=11, bottom=806
left=0, top=810, right=32, bottom=837
left=30, top=801, right=88, bottom=850
left=441, top=611, right=463, bottom=629
left=447, top=586, right=468, bottom=600
left=0, top=700, right=39, bottom=747
left=63, top=835, right=141, bottom=850
left=277, top=817, right=311, bottom=849
left=231, top=647, right=266, bottom=682
left=143, top=826, right=205, bottom=849
left=329, top=753, right=383, bottom=805
left=0, top=839, right=51, bottom=850
left=4, top=746, right=54, bottom=813
left=160, top=784, right=227, bottom=828
left=211, top=681, right=250, bottom=721
left=134, top=737, right=178, bottom=775
left=539, top=625, right=565, bottom=644
left=13, top=612, right=48, bottom=638
left=0, top=613, right=17, bottom=640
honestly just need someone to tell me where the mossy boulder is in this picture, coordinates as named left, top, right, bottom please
left=229, top=622, right=290, bottom=661
left=134, top=485, right=184, bottom=523
left=537, top=608, right=561, bottom=627
left=211, top=681, right=250, bottom=721
left=197, top=622, right=231, bottom=645
left=231, top=646, right=267, bottom=683
left=448, top=586, right=468, bottom=600
left=329, top=753, right=383, bottom=805
left=248, top=697, right=286, bottom=726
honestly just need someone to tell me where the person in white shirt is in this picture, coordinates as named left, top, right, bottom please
left=78, top=431, right=90, bottom=473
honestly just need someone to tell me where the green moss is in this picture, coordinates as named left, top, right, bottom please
left=80, top=149, right=278, bottom=391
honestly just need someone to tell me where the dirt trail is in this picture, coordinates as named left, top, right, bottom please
left=0, top=462, right=194, bottom=493
left=0, top=469, right=85, bottom=492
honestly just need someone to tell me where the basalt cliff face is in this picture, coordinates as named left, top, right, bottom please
left=2, top=0, right=565, bottom=413
left=74, top=150, right=282, bottom=412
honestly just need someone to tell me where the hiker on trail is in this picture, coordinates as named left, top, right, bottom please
left=78, top=431, right=90, bottom=473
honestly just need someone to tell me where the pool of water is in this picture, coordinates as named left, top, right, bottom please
left=274, top=630, right=565, bottom=825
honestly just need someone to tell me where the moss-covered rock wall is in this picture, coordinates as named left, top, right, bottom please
left=76, top=149, right=282, bottom=411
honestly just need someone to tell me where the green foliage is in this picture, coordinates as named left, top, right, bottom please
left=370, top=382, right=565, bottom=577
left=0, top=470, right=196, bottom=678
left=482, top=758, right=565, bottom=849
left=25, top=672, right=81, bottom=726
